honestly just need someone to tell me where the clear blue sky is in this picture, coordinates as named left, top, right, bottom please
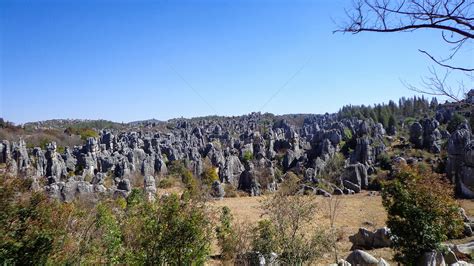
left=1, top=0, right=471, bottom=124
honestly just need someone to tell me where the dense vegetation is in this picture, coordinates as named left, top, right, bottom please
left=338, top=96, right=435, bottom=128
left=0, top=174, right=212, bottom=265
left=382, top=165, right=464, bottom=265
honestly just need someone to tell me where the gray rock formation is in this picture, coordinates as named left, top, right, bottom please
left=447, top=128, right=473, bottom=198
left=417, top=251, right=445, bottom=266
left=211, top=180, right=225, bottom=199
left=45, top=142, right=67, bottom=181
left=343, top=163, right=369, bottom=189
left=144, top=175, right=157, bottom=200
left=346, top=250, right=379, bottom=266
left=349, top=227, right=392, bottom=250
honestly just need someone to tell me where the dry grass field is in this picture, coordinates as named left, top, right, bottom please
left=208, top=192, right=474, bottom=265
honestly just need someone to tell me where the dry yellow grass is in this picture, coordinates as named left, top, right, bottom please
left=208, top=192, right=474, bottom=265
left=155, top=183, right=474, bottom=265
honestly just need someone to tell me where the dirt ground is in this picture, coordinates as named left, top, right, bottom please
left=208, top=192, right=474, bottom=265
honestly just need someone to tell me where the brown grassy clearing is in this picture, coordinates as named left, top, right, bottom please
left=208, top=192, right=474, bottom=265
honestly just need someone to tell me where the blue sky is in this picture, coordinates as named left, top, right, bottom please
left=1, top=0, right=472, bottom=124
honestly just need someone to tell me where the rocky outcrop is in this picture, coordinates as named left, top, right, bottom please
left=409, top=122, right=424, bottom=149
left=447, top=127, right=473, bottom=198
left=351, top=137, right=372, bottom=164
left=238, top=162, right=261, bottom=196
left=349, top=227, right=392, bottom=250
left=5, top=111, right=454, bottom=202
left=343, top=163, right=369, bottom=189
left=144, top=175, right=156, bottom=201
left=45, top=142, right=67, bottom=181
left=417, top=251, right=445, bottom=266
left=211, top=180, right=225, bottom=199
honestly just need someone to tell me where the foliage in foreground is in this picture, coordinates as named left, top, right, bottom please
left=382, top=165, right=464, bottom=265
left=0, top=176, right=212, bottom=265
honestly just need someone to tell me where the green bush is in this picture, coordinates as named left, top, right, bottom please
left=157, top=178, right=174, bottom=188
left=0, top=173, right=213, bottom=265
left=259, top=178, right=331, bottom=264
left=0, top=178, right=71, bottom=265
left=377, top=153, right=392, bottom=171
left=216, top=207, right=237, bottom=260
left=447, top=113, right=466, bottom=133
left=141, top=194, right=212, bottom=265
left=201, top=165, right=219, bottom=186
left=342, top=128, right=353, bottom=140
left=252, top=219, right=277, bottom=258
left=65, top=127, right=99, bottom=141
left=242, top=150, right=253, bottom=163
left=168, top=160, right=200, bottom=198
left=382, top=166, right=464, bottom=265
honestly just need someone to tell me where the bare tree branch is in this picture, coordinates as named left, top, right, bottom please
left=336, top=0, right=473, bottom=102
left=403, top=67, right=467, bottom=102
left=418, top=49, right=474, bottom=71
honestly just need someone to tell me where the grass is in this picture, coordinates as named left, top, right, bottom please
left=208, top=192, right=474, bottom=265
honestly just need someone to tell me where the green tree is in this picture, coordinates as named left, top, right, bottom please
left=252, top=219, right=277, bottom=259
left=216, top=206, right=237, bottom=260
left=95, top=203, right=123, bottom=264
left=142, top=194, right=212, bottom=265
left=0, top=178, right=71, bottom=265
left=382, top=166, right=464, bottom=265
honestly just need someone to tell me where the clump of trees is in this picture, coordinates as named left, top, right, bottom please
left=382, top=165, right=464, bottom=265
left=338, top=96, right=435, bottom=128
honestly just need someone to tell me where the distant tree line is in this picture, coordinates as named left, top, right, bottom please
left=338, top=96, right=437, bottom=128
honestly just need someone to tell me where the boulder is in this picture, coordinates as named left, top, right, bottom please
left=373, top=227, right=392, bottom=248
left=211, top=180, right=225, bottom=199
left=417, top=251, right=446, bottom=266
left=349, top=228, right=374, bottom=250
left=349, top=227, right=392, bottom=250
left=344, top=180, right=361, bottom=193
left=409, top=122, right=424, bottom=148
left=346, top=250, right=379, bottom=266
left=344, top=163, right=368, bottom=189
left=117, top=178, right=131, bottom=192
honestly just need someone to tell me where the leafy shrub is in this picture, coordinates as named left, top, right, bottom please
left=139, top=194, right=212, bottom=265
left=0, top=173, right=213, bottom=265
left=65, top=127, right=99, bottom=141
left=0, top=177, right=72, bottom=265
left=216, top=207, right=237, bottom=260
left=259, top=178, right=331, bottom=264
left=168, top=160, right=200, bottom=198
left=343, top=128, right=353, bottom=140
left=382, top=166, right=464, bottom=265
left=447, top=113, right=466, bottom=133
left=377, top=153, right=392, bottom=171
left=242, top=150, right=253, bottom=163
left=201, top=164, right=219, bottom=186
left=251, top=219, right=277, bottom=258
left=157, top=178, right=174, bottom=188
